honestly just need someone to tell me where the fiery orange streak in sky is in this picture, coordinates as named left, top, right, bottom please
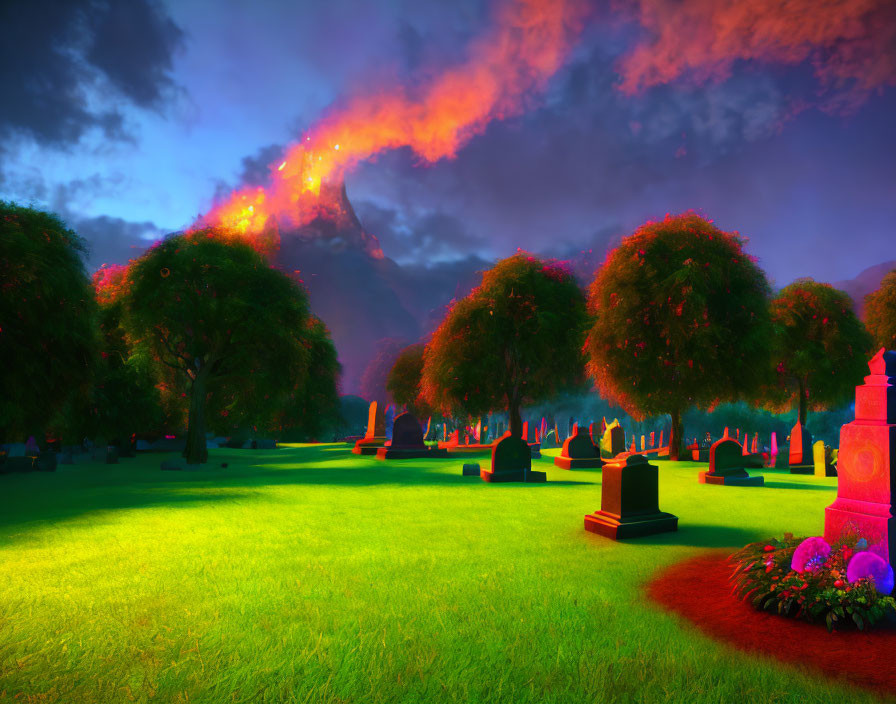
left=196, top=0, right=588, bottom=245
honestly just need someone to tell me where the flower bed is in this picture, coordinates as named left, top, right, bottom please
left=730, top=533, right=896, bottom=630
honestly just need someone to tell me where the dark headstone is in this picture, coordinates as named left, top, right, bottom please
left=481, top=435, right=545, bottom=483
left=584, top=455, right=678, bottom=539
left=555, top=430, right=604, bottom=470
left=788, top=421, right=814, bottom=473
left=699, top=438, right=764, bottom=486
left=600, top=422, right=626, bottom=459
left=376, top=412, right=447, bottom=460
left=462, top=463, right=480, bottom=476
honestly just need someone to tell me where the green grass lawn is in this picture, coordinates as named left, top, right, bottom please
left=0, top=445, right=878, bottom=703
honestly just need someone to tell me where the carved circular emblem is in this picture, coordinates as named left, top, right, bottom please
left=160, top=268, right=170, bottom=278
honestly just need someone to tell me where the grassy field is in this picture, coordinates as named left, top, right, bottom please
left=0, top=444, right=880, bottom=703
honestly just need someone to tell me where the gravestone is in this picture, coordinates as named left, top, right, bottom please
left=699, top=437, right=764, bottom=486
left=584, top=455, right=678, bottom=539
left=555, top=429, right=604, bottom=470
left=353, top=401, right=387, bottom=455
left=462, top=463, right=480, bottom=477
left=751, top=434, right=759, bottom=454
left=788, top=420, right=814, bottom=473
left=659, top=430, right=664, bottom=448
left=600, top=421, right=626, bottom=459
left=481, top=434, right=546, bottom=483
left=650, top=432, right=655, bottom=448
left=813, top=440, right=837, bottom=477
left=377, top=412, right=448, bottom=460
left=825, top=350, right=896, bottom=563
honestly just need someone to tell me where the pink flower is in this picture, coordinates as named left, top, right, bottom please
left=791, top=537, right=832, bottom=573
left=847, top=551, right=895, bottom=595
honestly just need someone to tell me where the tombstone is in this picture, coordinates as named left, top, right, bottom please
left=555, top=429, right=604, bottom=470
left=446, top=429, right=460, bottom=447
left=741, top=438, right=750, bottom=456
left=353, top=401, right=387, bottom=455
left=770, top=432, right=778, bottom=461
left=751, top=434, right=759, bottom=454
left=650, top=432, right=655, bottom=449
left=699, top=437, right=764, bottom=486
left=629, top=439, right=636, bottom=454
left=522, top=421, right=530, bottom=441
left=584, top=455, right=678, bottom=539
left=825, top=350, right=896, bottom=564
left=3, top=456, right=36, bottom=473
left=600, top=421, right=626, bottom=459
left=788, top=421, right=814, bottom=473
left=481, top=434, right=546, bottom=483
left=571, top=422, right=578, bottom=438
left=658, top=430, right=664, bottom=448
left=813, top=440, right=837, bottom=478
left=34, top=450, right=57, bottom=472
left=462, top=463, right=480, bottom=477
left=377, top=412, right=448, bottom=460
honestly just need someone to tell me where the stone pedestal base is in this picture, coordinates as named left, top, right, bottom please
left=480, top=468, right=546, bottom=483
left=584, top=510, right=678, bottom=539
left=699, top=471, right=764, bottom=486
left=789, top=464, right=814, bottom=475
left=352, top=437, right=385, bottom=455
left=826, top=499, right=896, bottom=559
left=462, top=463, right=480, bottom=476
left=375, top=447, right=449, bottom=460
left=554, top=456, right=604, bottom=470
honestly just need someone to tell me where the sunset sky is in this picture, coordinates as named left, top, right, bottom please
left=2, top=0, right=894, bottom=287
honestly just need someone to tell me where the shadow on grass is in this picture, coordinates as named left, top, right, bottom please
left=0, top=446, right=595, bottom=533
left=629, top=523, right=762, bottom=549
left=763, top=480, right=836, bottom=492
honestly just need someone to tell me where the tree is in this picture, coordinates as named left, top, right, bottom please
left=387, top=343, right=432, bottom=418
left=864, top=268, right=896, bottom=350
left=584, top=213, right=773, bottom=460
left=87, top=264, right=164, bottom=445
left=422, top=253, right=588, bottom=438
left=766, top=278, right=873, bottom=426
left=121, top=229, right=314, bottom=464
left=0, top=202, right=98, bottom=444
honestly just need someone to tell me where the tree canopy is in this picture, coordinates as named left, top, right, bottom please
left=584, top=212, right=772, bottom=459
left=422, top=253, right=588, bottom=437
left=121, top=229, right=324, bottom=463
left=0, top=202, right=98, bottom=443
left=864, top=269, right=896, bottom=350
left=765, top=278, right=873, bottom=425
left=386, top=343, right=431, bottom=418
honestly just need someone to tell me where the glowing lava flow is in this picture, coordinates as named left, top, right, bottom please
left=195, top=0, right=588, bottom=247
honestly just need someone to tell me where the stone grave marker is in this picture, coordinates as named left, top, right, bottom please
left=353, top=401, right=387, bottom=455
left=555, top=429, right=604, bottom=470
left=813, top=440, right=837, bottom=477
left=699, top=437, right=764, bottom=486
left=377, top=412, right=448, bottom=460
left=462, top=463, right=480, bottom=477
left=584, top=455, right=678, bottom=539
left=788, top=421, right=814, bottom=473
left=825, top=350, right=896, bottom=564
left=481, top=434, right=545, bottom=483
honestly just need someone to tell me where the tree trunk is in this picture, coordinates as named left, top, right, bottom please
left=669, top=408, right=682, bottom=461
left=798, top=376, right=808, bottom=426
left=509, top=395, right=523, bottom=439
left=183, top=370, right=209, bottom=465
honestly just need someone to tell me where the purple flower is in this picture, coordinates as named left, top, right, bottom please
left=847, top=551, right=895, bottom=595
left=791, top=537, right=832, bottom=573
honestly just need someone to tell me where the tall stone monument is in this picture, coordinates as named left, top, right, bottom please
left=825, top=349, right=896, bottom=563
left=352, top=401, right=387, bottom=455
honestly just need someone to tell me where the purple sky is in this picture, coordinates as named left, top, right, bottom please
left=1, top=0, right=894, bottom=288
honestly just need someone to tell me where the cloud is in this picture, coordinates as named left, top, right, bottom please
left=0, top=0, right=184, bottom=148
left=615, top=0, right=896, bottom=113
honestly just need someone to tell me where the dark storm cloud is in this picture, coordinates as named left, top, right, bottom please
left=73, top=214, right=162, bottom=272
left=0, top=0, right=183, bottom=147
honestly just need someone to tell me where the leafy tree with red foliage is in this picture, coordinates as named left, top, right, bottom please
left=121, top=229, right=315, bottom=464
left=765, top=279, right=872, bottom=426
left=422, top=253, right=587, bottom=438
left=864, top=269, right=896, bottom=350
left=0, top=202, right=98, bottom=444
left=584, top=213, right=772, bottom=460
left=387, top=343, right=432, bottom=418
